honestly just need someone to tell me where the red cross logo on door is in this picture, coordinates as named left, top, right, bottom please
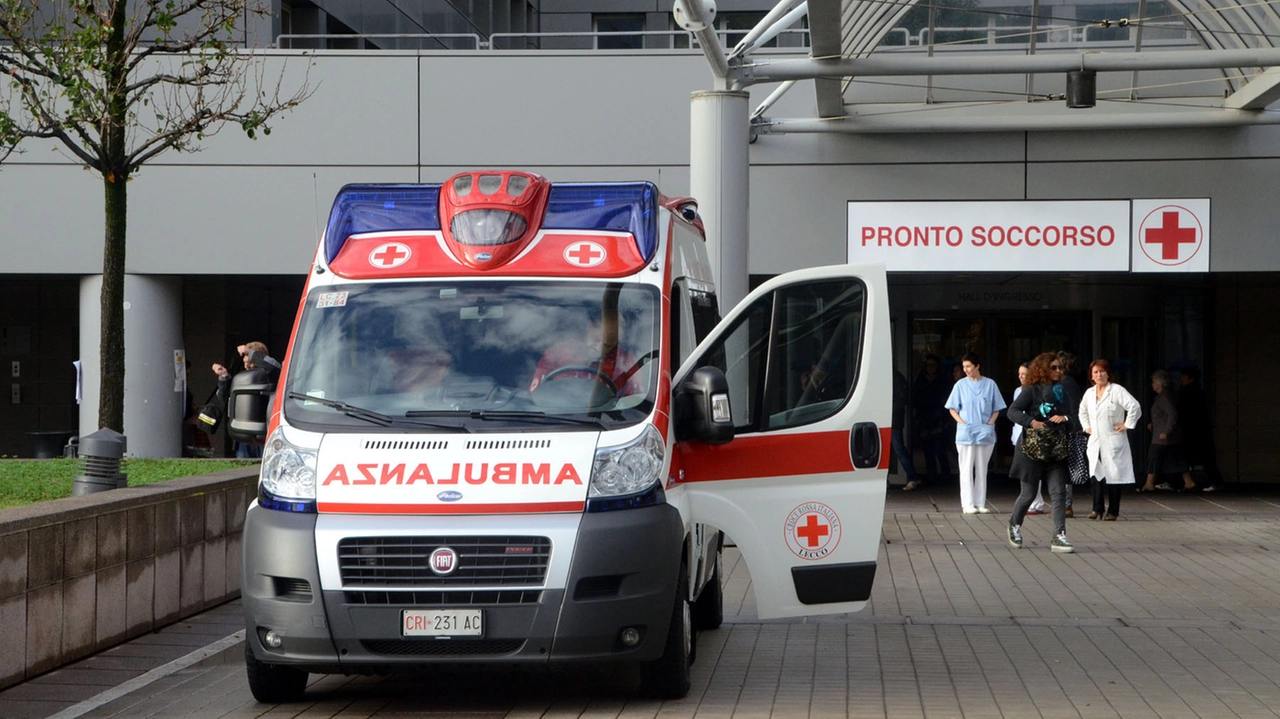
left=369, top=242, right=412, bottom=269
left=1138, top=206, right=1202, bottom=266
left=784, top=502, right=842, bottom=559
left=564, top=241, right=606, bottom=268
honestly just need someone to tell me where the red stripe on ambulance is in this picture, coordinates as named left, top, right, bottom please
left=316, top=501, right=586, bottom=514
left=677, top=431, right=854, bottom=483
left=322, top=462, right=583, bottom=486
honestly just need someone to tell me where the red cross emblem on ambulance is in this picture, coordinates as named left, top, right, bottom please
left=369, top=242, right=412, bottom=269
left=1138, top=205, right=1202, bottom=266
left=784, top=502, right=842, bottom=560
left=564, top=241, right=606, bottom=268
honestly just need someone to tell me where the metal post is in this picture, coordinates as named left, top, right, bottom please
left=690, top=89, right=751, bottom=312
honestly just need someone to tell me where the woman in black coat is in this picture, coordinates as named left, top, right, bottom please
left=1006, top=352, right=1075, bottom=554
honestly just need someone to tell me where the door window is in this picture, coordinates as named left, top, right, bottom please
left=700, top=279, right=866, bottom=432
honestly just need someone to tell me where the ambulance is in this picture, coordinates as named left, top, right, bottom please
left=238, top=170, right=891, bottom=702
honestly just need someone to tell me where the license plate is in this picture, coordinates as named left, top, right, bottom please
left=402, top=609, right=483, bottom=637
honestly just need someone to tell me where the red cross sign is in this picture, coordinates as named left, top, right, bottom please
left=795, top=514, right=829, bottom=547
left=369, top=242, right=412, bottom=269
left=1143, top=210, right=1197, bottom=262
left=784, top=502, right=842, bottom=559
left=564, top=241, right=606, bottom=268
left=1133, top=201, right=1208, bottom=272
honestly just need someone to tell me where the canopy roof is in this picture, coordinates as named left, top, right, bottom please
left=689, top=0, right=1280, bottom=132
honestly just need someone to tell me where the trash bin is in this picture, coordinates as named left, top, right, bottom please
left=28, top=430, right=76, bottom=459
left=73, top=428, right=128, bottom=496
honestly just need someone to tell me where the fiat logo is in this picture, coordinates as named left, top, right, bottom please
left=429, top=547, right=458, bottom=576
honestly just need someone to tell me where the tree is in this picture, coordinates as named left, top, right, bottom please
left=0, top=0, right=308, bottom=433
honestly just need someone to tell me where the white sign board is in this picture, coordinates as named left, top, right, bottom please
left=1131, top=199, right=1210, bottom=273
left=848, top=201, right=1132, bottom=272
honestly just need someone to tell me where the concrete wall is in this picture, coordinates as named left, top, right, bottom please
left=3, top=50, right=1280, bottom=277
left=0, top=467, right=258, bottom=690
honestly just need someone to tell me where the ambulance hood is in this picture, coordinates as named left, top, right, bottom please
left=313, top=431, right=597, bottom=514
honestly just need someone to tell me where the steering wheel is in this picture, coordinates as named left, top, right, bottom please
left=541, top=365, right=618, bottom=393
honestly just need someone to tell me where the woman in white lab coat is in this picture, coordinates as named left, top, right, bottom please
left=1078, top=359, right=1142, bottom=520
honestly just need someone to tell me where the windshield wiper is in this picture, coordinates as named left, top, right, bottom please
left=289, top=392, right=394, bottom=426
left=290, top=392, right=470, bottom=431
left=406, top=408, right=607, bottom=427
left=466, top=410, right=610, bottom=428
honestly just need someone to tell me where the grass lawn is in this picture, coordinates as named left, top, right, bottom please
left=0, top=458, right=260, bottom=510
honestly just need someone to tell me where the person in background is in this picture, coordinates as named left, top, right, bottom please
left=892, top=368, right=920, bottom=490
left=181, top=359, right=199, bottom=457
left=1078, top=359, right=1142, bottom=520
left=946, top=352, right=1006, bottom=514
left=1140, top=369, right=1196, bottom=492
left=530, top=310, right=640, bottom=396
left=213, top=341, right=281, bottom=459
left=1177, top=365, right=1224, bottom=492
left=910, top=353, right=952, bottom=490
left=1006, top=352, right=1075, bottom=554
left=1012, top=362, right=1048, bottom=515
left=1058, top=351, right=1084, bottom=518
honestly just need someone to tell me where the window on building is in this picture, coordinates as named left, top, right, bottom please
left=670, top=12, right=808, bottom=50
left=595, top=14, right=645, bottom=49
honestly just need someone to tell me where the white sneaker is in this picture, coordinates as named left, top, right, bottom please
left=962, top=507, right=979, bottom=514
left=976, top=506, right=991, bottom=514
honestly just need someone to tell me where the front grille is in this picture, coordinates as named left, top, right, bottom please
left=344, top=590, right=542, bottom=605
left=338, top=536, right=551, bottom=587
left=361, top=639, right=525, bottom=656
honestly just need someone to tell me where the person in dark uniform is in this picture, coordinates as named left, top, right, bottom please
left=892, top=368, right=919, bottom=489
left=1177, top=365, right=1224, bottom=492
left=909, top=354, right=951, bottom=490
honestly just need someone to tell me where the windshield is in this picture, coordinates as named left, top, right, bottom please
left=284, top=280, right=660, bottom=431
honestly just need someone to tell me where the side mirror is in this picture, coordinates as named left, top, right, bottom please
left=227, top=368, right=273, bottom=443
left=675, top=366, right=734, bottom=445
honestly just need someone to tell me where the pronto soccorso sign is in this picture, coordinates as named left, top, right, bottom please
left=847, top=199, right=1210, bottom=273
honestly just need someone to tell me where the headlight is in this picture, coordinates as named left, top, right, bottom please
left=589, top=424, right=665, bottom=499
left=259, top=428, right=318, bottom=512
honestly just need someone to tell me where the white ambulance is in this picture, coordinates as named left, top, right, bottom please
left=238, top=170, right=890, bottom=702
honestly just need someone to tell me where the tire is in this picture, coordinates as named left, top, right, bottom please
left=693, top=547, right=724, bottom=631
left=638, top=564, right=693, bottom=699
left=244, top=641, right=308, bottom=703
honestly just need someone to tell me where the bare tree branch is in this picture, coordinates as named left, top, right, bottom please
left=0, top=0, right=312, bottom=433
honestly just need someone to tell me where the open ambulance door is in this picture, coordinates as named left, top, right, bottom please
left=673, top=264, right=890, bottom=620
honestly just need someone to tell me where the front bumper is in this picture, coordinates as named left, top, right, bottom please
left=242, top=502, right=684, bottom=673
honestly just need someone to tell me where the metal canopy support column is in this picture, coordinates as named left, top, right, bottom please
left=690, top=90, right=751, bottom=311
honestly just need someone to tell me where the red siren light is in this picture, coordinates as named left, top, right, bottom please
left=439, top=171, right=551, bottom=269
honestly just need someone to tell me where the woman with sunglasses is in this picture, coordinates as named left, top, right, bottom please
left=1006, top=352, right=1075, bottom=553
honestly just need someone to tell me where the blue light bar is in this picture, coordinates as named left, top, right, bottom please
left=543, top=183, right=659, bottom=262
left=323, top=184, right=441, bottom=264
left=322, top=180, right=660, bottom=266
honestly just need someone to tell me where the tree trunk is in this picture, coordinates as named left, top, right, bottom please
left=98, top=0, right=129, bottom=433
left=98, top=174, right=127, bottom=432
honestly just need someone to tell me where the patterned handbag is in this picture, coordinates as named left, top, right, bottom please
left=1021, top=426, right=1069, bottom=462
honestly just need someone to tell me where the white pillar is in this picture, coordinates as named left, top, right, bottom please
left=79, top=274, right=184, bottom=457
left=690, top=89, right=751, bottom=311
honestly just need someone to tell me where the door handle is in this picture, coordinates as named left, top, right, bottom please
left=850, top=422, right=880, bottom=469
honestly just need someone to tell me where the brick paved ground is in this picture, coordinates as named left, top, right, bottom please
left=3, top=480, right=1278, bottom=718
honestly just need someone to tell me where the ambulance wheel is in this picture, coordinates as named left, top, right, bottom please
left=693, top=549, right=724, bottom=631
left=245, top=641, right=308, bottom=703
left=639, top=566, right=693, bottom=699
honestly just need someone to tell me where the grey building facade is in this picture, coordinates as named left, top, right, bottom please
left=0, top=0, right=1275, bottom=485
